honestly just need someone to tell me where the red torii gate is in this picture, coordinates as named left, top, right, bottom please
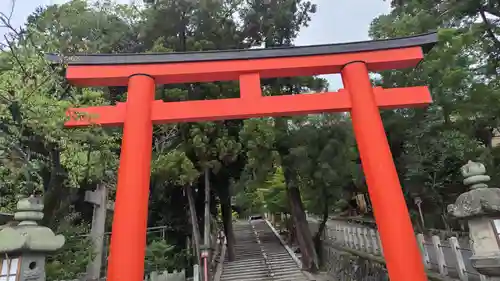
left=47, top=32, right=437, bottom=281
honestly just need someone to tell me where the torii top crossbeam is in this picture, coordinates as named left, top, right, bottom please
left=47, top=31, right=437, bottom=281
left=47, top=32, right=436, bottom=127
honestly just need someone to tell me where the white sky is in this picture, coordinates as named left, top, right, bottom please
left=0, top=0, right=391, bottom=90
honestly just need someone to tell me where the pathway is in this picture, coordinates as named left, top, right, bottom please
left=220, top=219, right=312, bottom=281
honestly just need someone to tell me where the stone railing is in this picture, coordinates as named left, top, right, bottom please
left=210, top=222, right=226, bottom=281
left=59, top=269, right=187, bottom=281
left=311, top=219, right=483, bottom=281
left=212, top=236, right=227, bottom=281
left=146, top=270, right=186, bottom=281
left=267, top=161, right=500, bottom=281
left=306, top=160, right=500, bottom=281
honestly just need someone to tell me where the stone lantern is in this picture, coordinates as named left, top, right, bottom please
left=0, top=196, right=65, bottom=281
left=448, top=161, right=500, bottom=279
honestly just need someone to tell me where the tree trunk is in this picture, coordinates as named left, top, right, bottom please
left=274, top=117, right=319, bottom=272
left=186, top=185, right=202, bottom=264
left=284, top=167, right=319, bottom=273
left=203, top=167, right=211, bottom=280
left=220, top=194, right=236, bottom=261
left=313, top=196, right=329, bottom=268
left=42, top=148, right=65, bottom=226
left=203, top=168, right=211, bottom=247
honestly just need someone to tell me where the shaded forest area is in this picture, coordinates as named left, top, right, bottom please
left=1, top=0, right=500, bottom=277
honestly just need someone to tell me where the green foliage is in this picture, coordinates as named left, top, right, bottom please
left=8, top=0, right=500, bottom=276
left=144, top=239, right=189, bottom=273
left=0, top=0, right=326, bottom=275
left=237, top=113, right=357, bottom=217
left=45, top=221, right=93, bottom=281
left=0, top=37, right=120, bottom=201
left=261, top=166, right=289, bottom=213
left=231, top=210, right=239, bottom=222
left=370, top=0, right=500, bottom=229
left=152, top=150, right=200, bottom=186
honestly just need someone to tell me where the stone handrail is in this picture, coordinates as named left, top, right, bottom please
left=213, top=236, right=227, bottom=281
left=311, top=219, right=483, bottom=281
left=325, top=241, right=458, bottom=281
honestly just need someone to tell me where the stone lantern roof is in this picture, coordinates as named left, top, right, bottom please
left=0, top=196, right=65, bottom=254
left=448, top=160, right=500, bottom=219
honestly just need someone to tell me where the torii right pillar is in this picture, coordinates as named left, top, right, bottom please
left=342, top=61, right=426, bottom=280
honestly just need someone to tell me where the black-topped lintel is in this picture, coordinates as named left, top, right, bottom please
left=46, top=32, right=438, bottom=66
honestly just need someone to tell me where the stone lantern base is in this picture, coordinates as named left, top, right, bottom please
left=470, top=254, right=500, bottom=276
left=448, top=161, right=500, bottom=280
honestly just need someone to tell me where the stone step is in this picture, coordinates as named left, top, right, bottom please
left=220, top=220, right=309, bottom=281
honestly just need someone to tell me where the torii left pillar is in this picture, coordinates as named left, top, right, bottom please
left=106, top=74, right=155, bottom=281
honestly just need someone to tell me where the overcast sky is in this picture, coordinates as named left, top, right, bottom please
left=1, top=0, right=391, bottom=89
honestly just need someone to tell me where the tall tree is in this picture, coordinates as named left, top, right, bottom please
left=239, top=0, right=322, bottom=272
left=371, top=0, right=499, bottom=230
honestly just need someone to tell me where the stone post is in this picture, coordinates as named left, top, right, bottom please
left=84, top=184, right=115, bottom=280
left=0, top=196, right=65, bottom=281
left=448, top=161, right=500, bottom=280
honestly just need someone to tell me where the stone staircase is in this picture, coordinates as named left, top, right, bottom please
left=220, top=219, right=311, bottom=281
